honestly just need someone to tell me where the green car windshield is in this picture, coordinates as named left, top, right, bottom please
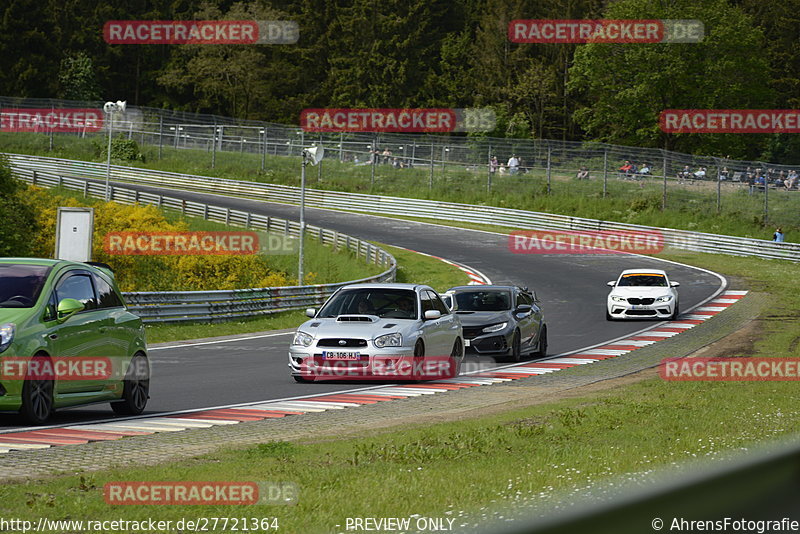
left=0, top=264, right=52, bottom=308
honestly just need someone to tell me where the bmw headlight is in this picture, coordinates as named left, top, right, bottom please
left=292, top=331, right=314, bottom=347
left=374, top=333, right=402, bottom=348
left=610, top=295, right=627, bottom=302
left=482, top=322, right=507, bottom=333
left=0, top=323, right=15, bottom=354
left=655, top=295, right=673, bottom=302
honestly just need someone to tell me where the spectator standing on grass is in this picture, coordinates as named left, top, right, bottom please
left=773, top=227, right=785, bottom=242
left=489, top=156, right=498, bottom=175
left=507, top=155, right=519, bottom=175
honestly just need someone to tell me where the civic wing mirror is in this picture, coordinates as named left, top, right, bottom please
left=515, top=304, right=532, bottom=314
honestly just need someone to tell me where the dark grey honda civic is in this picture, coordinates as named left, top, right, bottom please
left=441, top=285, right=547, bottom=362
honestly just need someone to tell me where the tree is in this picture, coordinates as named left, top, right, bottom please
left=569, top=0, right=774, bottom=158
left=0, top=156, right=38, bottom=257
left=58, top=51, right=102, bottom=101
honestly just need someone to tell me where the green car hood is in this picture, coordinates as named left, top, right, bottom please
left=0, top=307, right=36, bottom=325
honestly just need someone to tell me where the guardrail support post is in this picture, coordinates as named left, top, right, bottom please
left=32, top=171, right=37, bottom=186
left=84, top=180, right=89, bottom=198
left=203, top=204, right=209, bottom=220
left=246, top=212, right=251, bottom=229
left=134, top=190, right=139, bottom=204
left=225, top=208, right=231, bottom=226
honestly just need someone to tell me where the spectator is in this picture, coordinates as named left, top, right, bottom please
left=498, top=163, right=507, bottom=175
left=677, top=165, right=691, bottom=183
left=619, top=160, right=632, bottom=174
left=773, top=227, right=785, bottom=242
left=576, top=166, right=590, bottom=180
left=392, top=157, right=401, bottom=168
left=694, top=167, right=706, bottom=179
left=639, top=163, right=651, bottom=175
left=628, top=162, right=638, bottom=177
left=720, top=167, right=729, bottom=180
left=489, top=156, right=498, bottom=175
left=507, top=154, right=519, bottom=175
left=784, top=170, right=797, bottom=190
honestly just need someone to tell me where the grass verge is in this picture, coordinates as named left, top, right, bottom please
left=2, top=251, right=798, bottom=533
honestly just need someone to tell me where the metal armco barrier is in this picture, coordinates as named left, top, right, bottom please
left=8, top=157, right=396, bottom=324
left=7, top=153, right=800, bottom=262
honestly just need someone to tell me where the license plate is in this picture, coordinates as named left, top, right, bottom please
left=464, top=339, right=471, bottom=347
left=322, top=351, right=361, bottom=360
left=631, top=305, right=650, bottom=310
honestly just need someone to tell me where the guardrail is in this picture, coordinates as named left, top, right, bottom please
left=7, top=153, right=800, bottom=263
left=8, top=159, right=396, bottom=324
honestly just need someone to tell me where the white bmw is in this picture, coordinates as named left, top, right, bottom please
left=606, top=269, right=680, bottom=321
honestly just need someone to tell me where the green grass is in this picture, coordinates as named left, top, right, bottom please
left=4, top=131, right=798, bottom=240
left=380, top=244, right=470, bottom=292
left=2, top=251, right=798, bottom=532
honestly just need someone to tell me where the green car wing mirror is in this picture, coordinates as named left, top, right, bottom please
left=57, top=298, right=85, bottom=322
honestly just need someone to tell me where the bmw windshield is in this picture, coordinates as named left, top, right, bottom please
left=317, top=288, right=417, bottom=319
left=617, top=274, right=668, bottom=287
left=0, top=264, right=51, bottom=308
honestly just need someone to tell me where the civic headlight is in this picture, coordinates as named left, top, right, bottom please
left=610, top=295, right=627, bottom=302
left=374, top=333, right=402, bottom=348
left=655, top=295, right=673, bottom=302
left=482, top=322, right=507, bottom=333
left=0, top=323, right=15, bottom=354
left=292, top=331, right=314, bottom=347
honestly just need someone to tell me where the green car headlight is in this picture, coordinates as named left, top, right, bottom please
left=0, top=323, right=15, bottom=354
left=292, top=331, right=314, bottom=347
left=374, top=333, right=402, bottom=348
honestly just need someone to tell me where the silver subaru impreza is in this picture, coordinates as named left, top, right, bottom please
left=288, top=283, right=464, bottom=382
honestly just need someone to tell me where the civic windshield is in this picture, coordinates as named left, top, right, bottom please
left=617, top=274, right=668, bottom=287
left=454, top=290, right=511, bottom=312
left=0, top=264, right=51, bottom=308
left=318, top=288, right=417, bottom=319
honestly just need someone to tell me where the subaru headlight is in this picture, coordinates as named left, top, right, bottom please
left=610, top=295, right=627, bottom=302
left=655, top=295, right=673, bottom=302
left=0, top=323, right=15, bottom=354
left=292, top=331, right=314, bottom=347
left=482, top=322, right=507, bottom=333
left=374, top=333, right=402, bottom=348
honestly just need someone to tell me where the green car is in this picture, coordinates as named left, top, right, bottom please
left=0, top=258, right=149, bottom=424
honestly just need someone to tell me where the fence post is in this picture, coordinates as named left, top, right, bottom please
left=339, top=133, right=344, bottom=161
left=370, top=136, right=377, bottom=189
left=546, top=146, right=552, bottom=194
left=212, top=125, right=217, bottom=168
left=261, top=126, right=267, bottom=171
left=716, top=159, right=721, bottom=214
left=487, top=145, right=493, bottom=193
left=662, top=152, right=668, bottom=211
left=764, top=164, right=769, bottom=225
left=602, top=148, right=608, bottom=198
left=429, top=141, right=434, bottom=190
left=158, top=116, right=163, bottom=160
